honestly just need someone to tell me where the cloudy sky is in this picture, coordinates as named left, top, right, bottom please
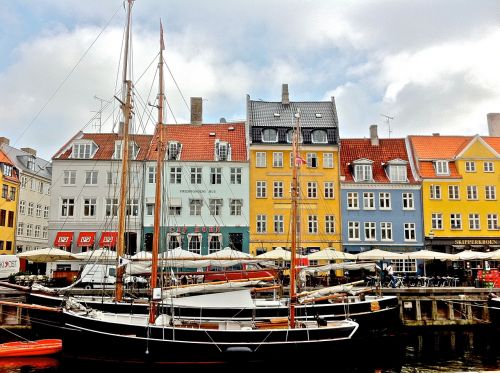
left=1, top=0, right=499, bottom=160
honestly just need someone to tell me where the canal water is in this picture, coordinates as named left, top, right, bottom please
left=0, top=327, right=498, bottom=372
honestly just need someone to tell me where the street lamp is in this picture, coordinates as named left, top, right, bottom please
left=428, top=230, right=434, bottom=250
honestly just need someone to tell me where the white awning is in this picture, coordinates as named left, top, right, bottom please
left=168, top=198, right=182, bottom=207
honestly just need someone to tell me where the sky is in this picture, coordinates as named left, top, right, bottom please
left=1, top=0, right=499, bottom=160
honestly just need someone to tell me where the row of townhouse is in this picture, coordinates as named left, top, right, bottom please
left=21, top=86, right=500, bottom=274
left=0, top=138, right=52, bottom=255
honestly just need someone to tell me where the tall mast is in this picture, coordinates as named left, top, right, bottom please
left=116, top=0, right=134, bottom=302
left=149, top=20, right=165, bottom=324
left=289, top=108, right=300, bottom=328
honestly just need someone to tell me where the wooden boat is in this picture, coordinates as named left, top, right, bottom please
left=0, top=339, right=62, bottom=358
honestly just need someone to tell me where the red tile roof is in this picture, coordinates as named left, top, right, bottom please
left=408, top=135, right=472, bottom=159
left=0, top=150, right=19, bottom=183
left=147, top=123, right=247, bottom=161
left=418, top=161, right=461, bottom=179
left=0, top=149, right=14, bottom=165
left=55, top=133, right=153, bottom=160
left=484, top=137, right=500, bottom=154
left=340, top=138, right=417, bottom=183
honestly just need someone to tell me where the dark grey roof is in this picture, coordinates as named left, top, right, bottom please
left=249, top=100, right=338, bottom=128
left=0, top=144, right=52, bottom=180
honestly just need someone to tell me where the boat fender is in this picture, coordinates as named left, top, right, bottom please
left=225, top=347, right=253, bottom=354
left=370, top=301, right=380, bottom=312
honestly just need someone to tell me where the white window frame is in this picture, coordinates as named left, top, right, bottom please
left=256, top=181, right=267, bottom=198
left=364, top=222, right=376, bottom=241
left=323, top=153, right=334, bottom=168
left=170, top=167, right=182, bottom=184
left=63, top=170, right=76, bottom=185
left=389, top=165, right=407, bottom=182
left=325, top=215, right=335, bottom=234
left=187, top=233, right=202, bottom=254
left=448, top=185, right=460, bottom=200
left=273, top=152, right=283, bottom=168
left=85, top=170, right=98, bottom=185
left=347, top=192, right=359, bottom=209
left=468, top=213, right=480, bottom=230
left=311, top=130, right=328, bottom=144
left=354, top=164, right=372, bottom=182
left=306, top=153, right=318, bottom=168
left=434, top=160, right=450, bottom=175
left=485, top=186, right=496, bottom=200
left=61, top=198, right=75, bottom=217
left=257, top=214, right=267, bottom=233
left=484, top=161, right=494, bottom=172
left=465, top=161, right=476, bottom=172
left=487, top=214, right=499, bottom=230
left=307, top=182, right=317, bottom=199
left=324, top=182, right=334, bottom=199
left=308, top=215, right=318, bottom=234
left=230, top=168, right=241, bottom=184
left=467, top=185, right=478, bottom=200
left=189, top=199, right=202, bottom=216
left=404, top=223, right=416, bottom=241
left=83, top=198, right=97, bottom=217
left=191, top=167, right=202, bottom=184
left=431, top=213, right=443, bottom=230
left=379, top=192, right=391, bottom=210
left=274, top=215, right=284, bottom=234
left=450, top=213, right=462, bottom=230
left=209, top=198, right=223, bottom=216
left=230, top=199, right=242, bottom=216
left=148, top=166, right=156, bottom=183
left=273, top=181, right=284, bottom=199
left=402, top=193, right=414, bottom=210
left=256, top=152, right=267, bottom=168
left=105, top=198, right=119, bottom=217
left=348, top=221, right=360, bottom=241
left=380, top=222, right=393, bottom=241
left=363, top=192, right=375, bottom=210
left=430, top=185, right=441, bottom=199
left=262, top=129, right=278, bottom=143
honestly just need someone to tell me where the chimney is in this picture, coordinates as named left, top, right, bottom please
left=282, top=84, right=289, bottom=105
left=0, top=137, right=10, bottom=146
left=191, top=97, right=203, bottom=125
left=432, top=133, right=440, bottom=136
left=21, top=147, right=37, bottom=157
left=487, top=113, right=500, bottom=136
left=369, top=124, right=379, bottom=146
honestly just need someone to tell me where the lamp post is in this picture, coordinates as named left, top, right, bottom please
left=428, top=230, right=434, bottom=250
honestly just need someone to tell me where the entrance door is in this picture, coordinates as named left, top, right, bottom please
left=229, top=233, right=243, bottom=252
left=124, top=232, right=138, bottom=256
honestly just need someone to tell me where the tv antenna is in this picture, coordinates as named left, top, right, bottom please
left=91, top=95, right=111, bottom=133
left=380, top=114, right=394, bottom=138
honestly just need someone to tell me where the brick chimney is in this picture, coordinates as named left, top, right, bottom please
left=487, top=113, right=500, bottom=136
left=282, top=84, right=289, bottom=105
left=191, top=97, right=203, bottom=125
left=0, top=137, right=10, bottom=146
left=21, top=147, right=37, bottom=157
left=370, top=124, right=379, bottom=146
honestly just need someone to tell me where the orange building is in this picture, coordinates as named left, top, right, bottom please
left=0, top=150, right=20, bottom=254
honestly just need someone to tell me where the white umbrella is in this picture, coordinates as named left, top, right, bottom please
left=159, top=247, right=207, bottom=268
left=17, top=247, right=76, bottom=263
left=488, top=249, right=500, bottom=260
left=73, top=249, right=117, bottom=261
left=406, top=250, right=455, bottom=261
left=355, top=249, right=406, bottom=260
left=452, top=250, right=491, bottom=260
left=307, top=248, right=357, bottom=261
left=256, top=247, right=291, bottom=260
left=204, top=247, right=253, bottom=268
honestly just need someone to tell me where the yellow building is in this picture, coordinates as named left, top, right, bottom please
left=247, top=86, right=342, bottom=256
left=409, top=135, right=500, bottom=252
left=0, top=150, right=20, bottom=254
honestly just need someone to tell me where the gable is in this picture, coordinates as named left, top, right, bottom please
left=458, top=137, right=499, bottom=159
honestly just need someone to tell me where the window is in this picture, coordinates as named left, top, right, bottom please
left=307, top=182, right=317, bottom=198
left=208, top=234, right=222, bottom=253
left=323, top=153, right=334, bottom=168
left=363, top=192, right=375, bottom=209
left=168, top=206, right=181, bottom=216
left=170, top=167, right=182, bottom=184
left=19, top=201, right=25, bottom=214
left=7, top=211, right=13, bottom=228
left=9, top=187, right=15, bottom=201
left=21, top=176, right=27, bottom=189
left=262, top=128, right=278, bottom=143
left=107, top=171, right=117, bottom=185
left=256, top=181, right=267, bottom=198
left=26, top=224, right=33, bottom=237
left=347, top=192, right=359, bottom=209
left=256, top=215, right=267, bottom=233
left=230, top=168, right=241, bottom=184
left=467, top=185, right=478, bottom=200
left=43, top=206, right=49, bottom=218
left=39, top=181, right=44, bottom=194
left=63, top=170, right=76, bottom=185
left=354, top=164, right=372, bottom=182
left=216, top=141, right=230, bottom=161
left=168, top=141, right=180, bottom=160
left=72, top=143, right=93, bottom=159
left=392, top=259, right=417, bottom=273
left=146, top=203, right=154, bottom=216
left=487, top=214, right=499, bottom=230
left=324, top=182, right=334, bottom=199
left=434, top=160, right=449, bottom=175
left=105, top=198, right=118, bottom=217
left=30, top=179, right=37, bottom=191
left=402, top=193, right=414, bottom=210
left=348, top=221, right=360, bottom=240
left=256, top=152, right=266, bottom=167
left=311, top=130, right=327, bottom=143
left=404, top=223, right=416, bottom=241
left=273, top=181, right=284, bottom=198
left=484, top=162, right=494, bottom=172
left=17, top=222, right=24, bottom=236
left=27, top=202, right=34, bottom=216
left=274, top=215, right=284, bottom=233
left=36, top=204, right=42, bottom=217
left=389, top=165, right=407, bottom=182
left=126, top=199, right=139, bottom=216
left=469, top=213, right=480, bottom=230
left=379, top=192, right=391, bottom=209
left=148, top=166, right=156, bottom=183
left=306, top=153, right=317, bottom=168
left=230, top=199, right=242, bottom=216
left=209, top=199, right=223, bottom=216
left=308, top=215, right=318, bottom=234
left=465, top=161, right=476, bottom=172
left=290, top=182, right=300, bottom=198
left=42, top=226, right=47, bottom=239
left=450, top=213, right=462, bottom=230
left=364, top=222, right=376, bottom=241
left=85, top=171, right=98, bottom=185
left=380, top=222, right=393, bottom=241
left=286, top=130, right=302, bottom=144
left=209, top=167, right=221, bottom=185
left=61, top=198, right=75, bottom=217
left=325, top=215, right=335, bottom=234
left=191, top=167, right=202, bottom=184
left=0, top=210, right=5, bottom=226
left=430, top=185, right=441, bottom=199
left=34, top=225, right=40, bottom=238
left=448, top=185, right=460, bottom=200
left=485, top=186, right=496, bottom=200
left=431, top=213, right=443, bottom=230
left=189, top=199, right=202, bottom=216
left=187, top=234, right=201, bottom=254
left=273, top=152, right=283, bottom=168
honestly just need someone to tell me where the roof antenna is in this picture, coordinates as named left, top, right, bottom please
left=380, top=114, right=394, bottom=138
left=91, top=95, right=110, bottom=133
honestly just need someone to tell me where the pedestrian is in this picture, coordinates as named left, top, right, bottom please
left=386, top=262, right=396, bottom=288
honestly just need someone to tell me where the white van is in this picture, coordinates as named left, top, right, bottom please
left=78, top=264, right=147, bottom=289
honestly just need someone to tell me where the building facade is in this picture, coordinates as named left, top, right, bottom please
left=0, top=138, right=51, bottom=253
left=0, top=149, right=20, bottom=254
left=248, top=85, right=342, bottom=256
left=340, top=126, right=423, bottom=273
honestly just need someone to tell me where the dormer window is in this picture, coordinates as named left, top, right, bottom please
left=386, top=159, right=408, bottom=182
left=286, top=130, right=303, bottom=144
left=168, top=141, right=181, bottom=161
left=352, top=159, right=373, bottom=182
left=262, top=128, right=278, bottom=143
left=2, top=164, right=13, bottom=177
left=26, top=157, right=36, bottom=171
left=215, top=140, right=231, bottom=161
left=72, top=142, right=97, bottom=159
left=434, top=160, right=450, bottom=175
left=311, top=130, right=328, bottom=144
left=113, top=141, right=139, bottom=160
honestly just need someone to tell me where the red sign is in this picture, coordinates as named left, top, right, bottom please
left=77, top=232, right=96, bottom=247
left=99, top=232, right=118, bottom=248
left=54, top=232, right=73, bottom=248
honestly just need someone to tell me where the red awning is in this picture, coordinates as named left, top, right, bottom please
left=77, top=232, right=96, bottom=247
left=99, top=232, right=118, bottom=248
left=54, top=232, right=73, bottom=248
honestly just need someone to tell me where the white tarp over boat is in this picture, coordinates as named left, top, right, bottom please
left=166, top=289, right=255, bottom=309
left=162, top=280, right=264, bottom=298
left=300, top=262, right=380, bottom=275
left=297, top=284, right=355, bottom=303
